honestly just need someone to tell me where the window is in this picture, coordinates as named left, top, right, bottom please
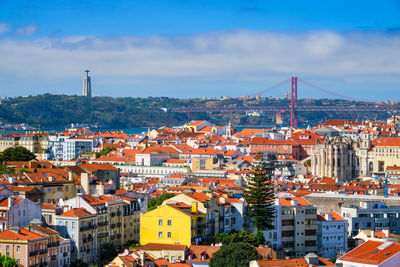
left=167, top=232, right=172, bottom=238
left=5, top=245, right=9, bottom=256
left=72, top=222, right=75, bottom=229
left=159, top=219, right=163, bottom=226
left=16, top=246, right=20, bottom=252
left=158, top=232, right=163, bottom=238
left=167, top=220, right=172, bottom=226
left=17, top=259, right=20, bottom=264
left=65, top=221, right=68, bottom=227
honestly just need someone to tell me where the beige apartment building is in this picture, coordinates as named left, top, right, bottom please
left=278, top=197, right=318, bottom=258
left=0, top=226, right=48, bottom=266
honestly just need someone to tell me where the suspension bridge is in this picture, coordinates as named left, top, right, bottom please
left=167, top=77, right=400, bottom=128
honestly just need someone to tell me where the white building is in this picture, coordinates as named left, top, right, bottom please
left=317, top=212, right=348, bottom=259
left=0, top=196, right=42, bottom=231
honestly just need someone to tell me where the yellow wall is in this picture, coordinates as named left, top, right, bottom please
left=140, top=205, right=192, bottom=246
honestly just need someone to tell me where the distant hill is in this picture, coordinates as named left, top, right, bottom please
left=0, top=94, right=392, bottom=128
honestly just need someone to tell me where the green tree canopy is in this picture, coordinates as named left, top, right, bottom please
left=209, top=242, right=261, bottom=267
left=70, top=259, right=89, bottom=267
left=213, top=230, right=266, bottom=247
left=148, top=193, right=176, bottom=211
left=0, top=252, right=18, bottom=267
left=0, top=146, right=36, bottom=163
left=96, top=146, right=117, bottom=158
left=99, top=242, right=123, bottom=266
left=244, top=152, right=275, bottom=232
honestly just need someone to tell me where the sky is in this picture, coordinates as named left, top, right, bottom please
left=0, top=0, right=400, bottom=101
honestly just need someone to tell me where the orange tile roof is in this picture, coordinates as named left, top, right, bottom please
left=41, top=203, right=60, bottom=210
left=80, top=163, right=117, bottom=171
left=317, top=212, right=345, bottom=221
left=0, top=228, right=44, bottom=241
left=250, top=137, right=297, bottom=145
left=373, top=138, right=400, bottom=147
left=339, top=240, right=400, bottom=265
left=187, top=245, right=221, bottom=262
left=6, top=185, right=36, bottom=192
left=0, top=197, right=23, bottom=207
left=255, top=258, right=334, bottom=266
left=60, top=208, right=93, bottom=217
left=278, top=197, right=311, bottom=206
left=184, top=192, right=210, bottom=203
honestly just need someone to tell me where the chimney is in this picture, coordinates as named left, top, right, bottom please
left=382, top=229, right=390, bottom=237
left=290, top=200, right=298, bottom=206
left=275, top=199, right=281, bottom=206
left=371, top=230, right=375, bottom=238
left=325, top=213, right=333, bottom=221
left=8, top=196, right=14, bottom=209
left=219, top=197, right=226, bottom=204
left=68, top=171, right=73, bottom=181
left=304, top=253, right=319, bottom=266
left=8, top=176, right=15, bottom=184
left=191, top=202, right=198, bottom=213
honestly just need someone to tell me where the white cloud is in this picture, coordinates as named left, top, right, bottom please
left=0, top=23, right=10, bottom=35
left=15, top=25, right=37, bottom=37
left=0, top=30, right=399, bottom=81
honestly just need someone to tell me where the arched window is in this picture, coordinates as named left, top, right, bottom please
left=369, top=162, right=373, bottom=172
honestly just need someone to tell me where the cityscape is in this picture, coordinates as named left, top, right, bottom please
left=1, top=1, right=400, bottom=267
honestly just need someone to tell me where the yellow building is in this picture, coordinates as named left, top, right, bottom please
left=191, top=157, right=220, bottom=172
left=140, top=202, right=206, bottom=247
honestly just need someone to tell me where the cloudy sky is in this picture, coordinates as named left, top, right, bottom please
left=0, top=0, right=400, bottom=100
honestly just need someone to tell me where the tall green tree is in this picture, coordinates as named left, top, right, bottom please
left=209, top=242, right=261, bottom=267
left=244, top=152, right=275, bottom=231
left=213, top=230, right=266, bottom=247
left=147, top=193, right=175, bottom=211
left=0, top=146, right=36, bottom=162
left=0, top=252, right=18, bottom=267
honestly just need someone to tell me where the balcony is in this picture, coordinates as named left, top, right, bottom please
left=98, top=232, right=109, bottom=238
left=29, top=250, right=39, bottom=256
left=116, top=234, right=121, bottom=239
left=63, top=252, right=68, bottom=257
left=117, top=223, right=121, bottom=227
left=39, top=248, right=48, bottom=254
left=111, top=212, right=116, bottom=217
left=51, top=255, right=57, bottom=261
left=98, top=221, right=108, bottom=227
left=48, top=241, right=60, bottom=247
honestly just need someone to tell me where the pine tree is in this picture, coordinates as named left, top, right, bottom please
left=244, top=152, right=275, bottom=232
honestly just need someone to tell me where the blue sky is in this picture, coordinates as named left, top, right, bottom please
left=0, top=0, right=400, bottom=100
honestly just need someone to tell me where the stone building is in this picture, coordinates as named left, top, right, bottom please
left=311, top=136, right=357, bottom=181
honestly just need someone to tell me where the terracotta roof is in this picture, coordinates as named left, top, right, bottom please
left=184, top=192, right=210, bottom=203
left=165, top=159, right=187, bottom=164
left=0, top=197, right=23, bottom=207
left=373, top=138, right=400, bottom=147
left=187, top=245, right=221, bottom=262
left=0, top=228, right=44, bottom=241
left=41, top=202, right=60, bottom=210
left=80, top=163, right=117, bottom=171
left=6, top=185, right=36, bottom=192
left=317, top=212, right=345, bottom=221
left=255, top=257, right=334, bottom=266
left=250, top=137, right=297, bottom=145
left=339, top=240, right=400, bottom=265
left=60, top=208, right=93, bottom=217
left=278, top=197, right=311, bottom=206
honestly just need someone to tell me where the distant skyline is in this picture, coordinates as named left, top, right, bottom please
left=0, top=0, right=400, bottom=101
